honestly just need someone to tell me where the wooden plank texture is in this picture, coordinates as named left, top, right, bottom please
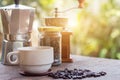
left=0, top=55, right=120, bottom=80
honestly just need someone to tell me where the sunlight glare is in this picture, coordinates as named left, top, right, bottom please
left=68, top=18, right=77, bottom=28
left=67, top=13, right=78, bottom=29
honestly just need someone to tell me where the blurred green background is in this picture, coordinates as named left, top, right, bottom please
left=0, top=0, right=120, bottom=59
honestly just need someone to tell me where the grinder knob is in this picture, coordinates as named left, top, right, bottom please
left=78, top=0, right=85, bottom=8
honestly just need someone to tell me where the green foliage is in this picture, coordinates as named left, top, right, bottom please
left=71, top=0, right=120, bottom=59
left=1, top=0, right=120, bottom=59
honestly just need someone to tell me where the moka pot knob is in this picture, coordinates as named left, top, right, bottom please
left=14, top=0, right=19, bottom=6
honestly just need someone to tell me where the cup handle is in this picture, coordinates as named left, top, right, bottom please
left=7, top=51, right=19, bottom=65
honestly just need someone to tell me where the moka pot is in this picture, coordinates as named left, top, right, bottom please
left=0, top=0, right=35, bottom=65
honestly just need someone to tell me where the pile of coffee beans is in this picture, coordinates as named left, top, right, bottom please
left=48, top=68, right=106, bottom=79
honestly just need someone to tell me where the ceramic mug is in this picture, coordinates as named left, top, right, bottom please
left=7, top=46, right=54, bottom=73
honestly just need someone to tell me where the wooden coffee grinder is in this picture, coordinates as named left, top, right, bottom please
left=45, top=9, right=73, bottom=62
left=45, top=0, right=85, bottom=63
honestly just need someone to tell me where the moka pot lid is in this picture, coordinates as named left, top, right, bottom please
left=0, top=4, right=35, bottom=10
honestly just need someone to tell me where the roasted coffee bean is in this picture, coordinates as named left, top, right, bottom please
left=51, top=74, right=59, bottom=79
left=79, top=69, right=83, bottom=71
left=48, top=73, right=54, bottom=77
left=99, top=71, right=107, bottom=76
left=90, top=72, right=96, bottom=77
left=64, top=68, right=69, bottom=70
left=85, top=72, right=93, bottom=77
left=48, top=68, right=107, bottom=79
left=77, top=75, right=83, bottom=79
left=78, top=70, right=83, bottom=75
left=72, top=75, right=78, bottom=79
left=74, top=68, right=78, bottom=71
left=62, top=76, right=68, bottom=79
left=82, top=74, right=87, bottom=78
left=84, top=69, right=91, bottom=72
left=68, top=70, right=73, bottom=74
left=64, top=68, right=69, bottom=73
left=58, top=75, right=63, bottom=78
left=94, top=73, right=101, bottom=77
left=65, top=75, right=72, bottom=79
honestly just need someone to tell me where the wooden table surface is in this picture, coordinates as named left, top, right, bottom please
left=0, top=55, right=120, bottom=80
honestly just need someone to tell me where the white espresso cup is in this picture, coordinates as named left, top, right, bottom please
left=7, top=46, right=54, bottom=73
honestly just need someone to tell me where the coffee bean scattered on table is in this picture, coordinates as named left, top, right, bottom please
left=48, top=68, right=106, bottom=79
